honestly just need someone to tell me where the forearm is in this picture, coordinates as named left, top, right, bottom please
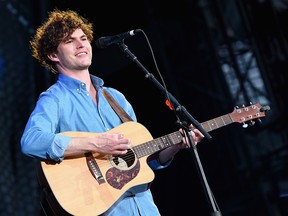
left=63, top=137, right=97, bottom=158
left=63, top=133, right=131, bottom=158
left=158, top=145, right=180, bottom=165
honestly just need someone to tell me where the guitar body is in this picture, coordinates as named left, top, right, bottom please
left=40, top=122, right=155, bottom=216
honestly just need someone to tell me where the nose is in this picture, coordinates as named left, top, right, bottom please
left=76, top=39, right=85, bottom=48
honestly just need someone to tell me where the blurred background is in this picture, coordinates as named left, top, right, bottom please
left=1, top=0, right=288, bottom=215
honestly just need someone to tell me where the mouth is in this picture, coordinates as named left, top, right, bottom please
left=75, top=51, right=87, bottom=56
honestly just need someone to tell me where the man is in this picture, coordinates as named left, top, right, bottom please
left=21, top=9, right=204, bottom=215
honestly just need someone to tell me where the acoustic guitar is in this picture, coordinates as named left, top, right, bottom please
left=39, top=103, right=269, bottom=215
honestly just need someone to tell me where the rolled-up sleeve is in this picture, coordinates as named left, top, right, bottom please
left=21, top=91, right=70, bottom=161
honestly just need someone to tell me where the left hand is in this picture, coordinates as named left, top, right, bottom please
left=177, top=125, right=205, bottom=149
left=157, top=124, right=204, bottom=164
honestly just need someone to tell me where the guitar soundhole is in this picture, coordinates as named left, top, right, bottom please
left=106, top=149, right=140, bottom=189
left=111, top=149, right=135, bottom=168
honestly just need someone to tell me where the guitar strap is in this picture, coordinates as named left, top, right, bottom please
left=102, top=89, right=133, bottom=122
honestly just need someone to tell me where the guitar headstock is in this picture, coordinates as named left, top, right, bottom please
left=230, top=103, right=270, bottom=127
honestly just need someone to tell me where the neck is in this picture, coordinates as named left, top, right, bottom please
left=60, top=68, right=91, bottom=83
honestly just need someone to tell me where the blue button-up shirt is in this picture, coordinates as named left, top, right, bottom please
left=21, top=73, right=169, bottom=216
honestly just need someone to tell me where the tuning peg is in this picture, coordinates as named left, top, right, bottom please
left=249, top=120, right=255, bottom=126
left=260, top=105, right=271, bottom=112
left=257, top=119, right=262, bottom=123
left=242, top=123, right=248, bottom=128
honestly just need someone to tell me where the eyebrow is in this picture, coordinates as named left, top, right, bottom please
left=64, top=33, right=87, bottom=42
left=71, top=33, right=87, bottom=39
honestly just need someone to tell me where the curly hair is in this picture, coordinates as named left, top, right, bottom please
left=30, top=9, right=94, bottom=73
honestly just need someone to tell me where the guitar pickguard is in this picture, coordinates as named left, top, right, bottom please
left=106, top=149, right=140, bottom=189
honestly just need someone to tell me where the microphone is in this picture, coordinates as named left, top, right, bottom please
left=95, top=29, right=141, bottom=48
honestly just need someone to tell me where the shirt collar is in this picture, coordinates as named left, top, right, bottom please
left=58, top=73, right=104, bottom=91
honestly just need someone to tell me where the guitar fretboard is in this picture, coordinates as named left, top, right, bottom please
left=134, top=131, right=183, bottom=158
left=201, top=114, right=232, bottom=132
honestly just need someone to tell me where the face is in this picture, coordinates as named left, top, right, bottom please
left=50, top=28, right=92, bottom=73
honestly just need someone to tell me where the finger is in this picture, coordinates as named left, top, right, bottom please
left=193, top=129, right=204, bottom=138
left=117, top=139, right=131, bottom=148
left=117, top=137, right=130, bottom=143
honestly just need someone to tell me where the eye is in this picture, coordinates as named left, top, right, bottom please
left=65, top=39, right=73, bottom=44
left=81, top=36, right=88, bottom=41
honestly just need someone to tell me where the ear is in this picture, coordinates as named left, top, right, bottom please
left=47, top=53, right=59, bottom=62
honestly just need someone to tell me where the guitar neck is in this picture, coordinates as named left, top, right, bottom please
left=133, top=113, right=233, bottom=158
left=124, top=103, right=268, bottom=159
left=133, top=114, right=233, bottom=158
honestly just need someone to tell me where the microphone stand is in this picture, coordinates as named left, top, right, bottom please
left=117, top=42, right=222, bottom=216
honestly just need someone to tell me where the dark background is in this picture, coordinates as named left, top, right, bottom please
left=1, top=0, right=288, bottom=215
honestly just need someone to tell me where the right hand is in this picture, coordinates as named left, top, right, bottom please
left=94, top=133, right=131, bottom=155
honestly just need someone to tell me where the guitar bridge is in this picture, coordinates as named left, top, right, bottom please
left=85, top=152, right=105, bottom=184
